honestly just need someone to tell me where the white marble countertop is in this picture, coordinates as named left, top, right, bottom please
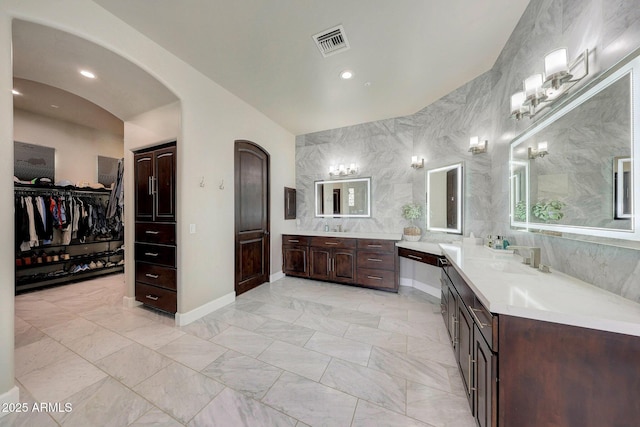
left=439, top=243, right=640, bottom=337
left=396, top=241, right=443, bottom=255
left=290, top=231, right=402, bottom=240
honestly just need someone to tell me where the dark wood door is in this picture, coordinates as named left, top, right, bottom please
left=235, top=140, right=270, bottom=295
left=309, top=246, right=331, bottom=280
left=474, top=326, right=496, bottom=427
left=447, top=286, right=457, bottom=346
left=134, top=152, right=154, bottom=222
left=446, top=168, right=457, bottom=229
left=283, top=246, right=308, bottom=277
left=333, top=249, right=355, bottom=283
left=154, top=145, right=176, bottom=222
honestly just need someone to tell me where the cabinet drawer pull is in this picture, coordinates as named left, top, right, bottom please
left=468, top=305, right=489, bottom=328
left=408, top=254, right=422, bottom=261
left=144, top=252, right=159, bottom=257
left=325, top=242, right=338, bottom=245
left=367, top=244, right=382, bottom=248
left=288, top=239, right=300, bottom=243
left=367, top=258, right=382, bottom=262
left=367, top=275, right=383, bottom=280
left=145, top=273, right=159, bottom=279
left=145, top=294, right=159, bottom=301
left=145, top=230, right=160, bottom=235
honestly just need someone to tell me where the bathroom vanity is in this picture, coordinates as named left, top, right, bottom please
left=282, top=232, right=401, bottom=291
left=438, top=243, right=640, bottom=427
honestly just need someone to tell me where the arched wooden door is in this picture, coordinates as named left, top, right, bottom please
left=234, top=140, right=270, bottom=295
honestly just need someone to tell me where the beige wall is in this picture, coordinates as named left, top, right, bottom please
left=14, top=109, right=124, bottom=184
left=0, top=0, right=296, bottom=405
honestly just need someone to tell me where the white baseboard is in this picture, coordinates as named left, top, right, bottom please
left=270, top=271, right=285, bottom=282
left=123, top=296, right=142, bottom=308
left=175, top=291, right=235, bottom=326
left=0, top=386, right=19, bottom=419
left=399, top=277, right=441, bottom=299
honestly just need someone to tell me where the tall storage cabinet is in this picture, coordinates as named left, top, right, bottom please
left=134, top=142, right=178, bottom=313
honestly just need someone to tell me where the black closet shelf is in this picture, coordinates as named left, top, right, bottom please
left=14, top=184, right=112, bottom=194
left=16, top=250, right=124, bottom=270
left=17, top=238, right=124, bottom=253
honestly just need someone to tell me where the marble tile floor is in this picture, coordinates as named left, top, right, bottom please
left=4, top=273, right=476, bottom=427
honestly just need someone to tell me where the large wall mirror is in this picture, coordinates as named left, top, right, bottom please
left=510, top=48, right=640, bottom=245
left=315, top=177, right=371, bottom=217
left=426, top=162, right=463, bottom=234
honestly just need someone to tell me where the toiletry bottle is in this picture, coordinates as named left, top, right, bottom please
left=324, top=223, right=329, bottom=232
left=494, top=235, right=503, bottom=250
left=487, top=235, right=493, bottom=248
left=503, top=238, right=510, bottom=250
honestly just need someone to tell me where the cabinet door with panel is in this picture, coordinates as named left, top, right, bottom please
left=457, top=300, right=474, bottom=409
left=309, top=246, right=332, bottom=281
left=283, top=245, right=309, bottom=277
left=474, top=324, right=496, bottom=427
left=134, top=152, right=154, bottom=222
left=332, top=249, right=356, bottom=283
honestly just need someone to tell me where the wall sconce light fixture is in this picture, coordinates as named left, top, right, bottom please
left=510, top=48, right=589, bottom=120
left=528, top=141, right=549, bottom=159
left=329, top=162, right=358, bottom=177
left=411, top=156, right=424, bottom=169
left=468, top=136, right=488, bottom=154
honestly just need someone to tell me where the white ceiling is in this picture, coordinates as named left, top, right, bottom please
left=12, top=1, right=530, bottom=136
left=12, top=20, right=178, bottom=129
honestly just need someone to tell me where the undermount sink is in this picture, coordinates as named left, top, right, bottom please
left=465, top=259, right=536, bottom=275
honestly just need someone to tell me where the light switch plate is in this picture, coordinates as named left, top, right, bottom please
left=189, top=224, right=196, bottom=234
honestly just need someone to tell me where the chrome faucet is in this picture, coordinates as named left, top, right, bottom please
left=508, top=245, right=541, bottom=269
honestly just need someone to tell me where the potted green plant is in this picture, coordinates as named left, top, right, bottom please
left=402, top=203, right=423, bottom=241
left=532, top=199, right=564, bottom=223
left=514, top=200, right=527, bottom=222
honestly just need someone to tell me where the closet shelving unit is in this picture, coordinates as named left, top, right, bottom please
left=14, top=184, right=124, bottom=293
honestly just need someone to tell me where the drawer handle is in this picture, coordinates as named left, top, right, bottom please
left=145, top=294, right=159, bottom=301
left=367, top=275, right=383, bottom=280
left=145, top=230, right=160, bottom=235
left=288, top=239, right=300, bottom=243
left=367, top=244, right=382, bottom=248
left=145, top=273, right=159, bottom=279
left=144, top=252, right=159, bottom=257
left=325, top=242, right=338, bottom=245
left=408, top=254, right=423, bottom=261
left=367, top=258, right=382, bottom=262
left=468, top=305, right=489, bottom=328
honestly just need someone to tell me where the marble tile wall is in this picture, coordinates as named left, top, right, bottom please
left=295, top=0, right=640, bottom=301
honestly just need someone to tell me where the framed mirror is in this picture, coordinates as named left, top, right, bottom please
left=509, top=49, right=640, bottom=244
left=314, top=177, right=371, bottom=217
left=426, top=162, right=463, bottom=234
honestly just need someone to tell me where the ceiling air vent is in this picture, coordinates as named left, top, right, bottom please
left=313, top=25, right=350, bottom=58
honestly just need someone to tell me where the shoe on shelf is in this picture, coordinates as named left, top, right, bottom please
left=105, top=261, right=115, bottom=268
left=88, top=261, right=97, bottom=269
left=116, top=259, right=125, bottom=266
left=96, top=260, right=104, bottom=268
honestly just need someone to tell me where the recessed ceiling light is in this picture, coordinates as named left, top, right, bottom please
left=340, top=70, right=353, bottom=80
left=80, top=70, right=96, bottom=79
left=12, top=89, right=21, bottom=95
left=364, top=81, right=372, bottom=87
left=50, top=105, right=60, bottom=109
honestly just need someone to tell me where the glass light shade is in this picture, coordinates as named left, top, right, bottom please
left=411, top=155, right=418, bottom=164
left=469, top=136, right=479, bottom=148
left=511, top=91, right=526, bottom=114
left=524, top=74, right=544, bottom=97
left=329, top=165, right=335, bottom=174
left=538, top=141, right=548, bottom=152
left=545, top=48, right=568, bottom=78
left=339, top=164, right=346, bottom=173
left=349, top=163, right=356, bottom=171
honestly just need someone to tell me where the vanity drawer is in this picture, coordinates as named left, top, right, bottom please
left=310, top=236, right=356, bottom=249
left=357, top=239, right=395, bottom=252
left=398, top=247, right=440, bottom=266
left=357, top=268, right=396, bottom=289
left=357, top=251, right=395, bottom=270
left=283, top=235, right=310, bottom=246
left=135, top=243, right=176, bottom=267
left=470, top=300, right=497, bottom=351
left=135, top=262, right=177, bottom=290
left=135, top=222, right=176, bottom=245
left=135, top=282, right=177, bottom=313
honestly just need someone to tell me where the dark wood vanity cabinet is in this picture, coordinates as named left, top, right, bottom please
left=441, top=265, right=497, bottom=427
left=282, top=235, right=309, bottom=277
left=134, top=142, right=177, bottom=314
left=283, top=234, right=398, bottom=291
left=441, top=260, right=639, bottom=427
